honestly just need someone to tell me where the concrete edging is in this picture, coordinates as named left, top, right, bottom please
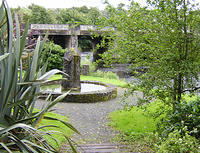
left=39, top=80, right=117, bottom=103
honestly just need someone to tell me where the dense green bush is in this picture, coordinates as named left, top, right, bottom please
left=157, top=99, right=200, bottom=139
left=109, top=96, right=200, bottom=152
left=42, top=42, right=66, bottom=71
left=157, top=128, right=199, bottom=153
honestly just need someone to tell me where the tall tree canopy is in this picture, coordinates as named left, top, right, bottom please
left=15, top=5, right=101, bottom=25
left=28, top=4, right=55, bottom=24
left=99, top=0, right=200, bottom=106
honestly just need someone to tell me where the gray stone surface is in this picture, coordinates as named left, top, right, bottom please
left=35, top=88, right=142, bottom=145
left=62, top=51, right=81, bottom=90
left=68, top=35, right=78, bottom=51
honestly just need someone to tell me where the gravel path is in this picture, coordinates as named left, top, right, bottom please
left=35, top=88, right=141, bottom=151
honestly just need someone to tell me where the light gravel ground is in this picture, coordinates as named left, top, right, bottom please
left=35, top=88, right=142, bottom=151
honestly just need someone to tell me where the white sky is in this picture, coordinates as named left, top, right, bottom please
left=4, top=0, right=147, bottom=9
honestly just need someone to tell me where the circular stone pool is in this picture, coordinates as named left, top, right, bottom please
left=41, top=83, right=107, bottom=93
left=39, top=80, right=117, bottom=103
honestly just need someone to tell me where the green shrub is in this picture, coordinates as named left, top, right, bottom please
left=157, top=98, right=200, bottom=139
left=157, top=128, right=199, bottom=153
left=42, top=42, right=66, bottom=71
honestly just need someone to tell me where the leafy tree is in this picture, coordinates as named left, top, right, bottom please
left=78, top=36, right=93, bottom=51
left=76, top=5, right=89, bottom=14
left=98, top=0, right=200, bottom=107
left=58, top=6, right=101, bottom=25
left=28, top=4, right=55, bottom=24
left=87, top=7, right=101, bottom=25
left=59, top=8, right=87, bottom=25
left=14, top=5, right=101, bottom=26
left=47, top=8, right=59, bottom=24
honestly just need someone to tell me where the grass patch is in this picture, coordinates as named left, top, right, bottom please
left=49, top=74, right=62, bottom=81
left=109, top=101, right=168, bottom=152
left=37, top=111, right=74, bottom=150
left=109, top=94, right=199, bottom=152
left=81, top=75, right=128, bottom=88
left=109, top=106, right=156, bottom=136
left=110, top=94, right=199, bottom=136
left=49, top=74, right=128, bottom=88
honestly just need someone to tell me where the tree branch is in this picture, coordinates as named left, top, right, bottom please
left=183, top=86, right=200, bottom=93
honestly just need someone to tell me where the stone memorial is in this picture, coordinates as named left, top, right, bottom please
left=62, top=34, right=81, bottom=90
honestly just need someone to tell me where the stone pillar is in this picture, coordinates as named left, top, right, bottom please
left=62, top=31, right=81, bottom=90
left=68, top=35, right=78, bottom=51
left=72, top=54, right=81, bottom=88
left=62, top=50, right=81, bottom=90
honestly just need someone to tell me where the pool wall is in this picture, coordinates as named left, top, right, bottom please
left=39, top=80, right=117, bottom=103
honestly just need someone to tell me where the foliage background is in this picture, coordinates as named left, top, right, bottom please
left=41, top=42, right=66, bottom=71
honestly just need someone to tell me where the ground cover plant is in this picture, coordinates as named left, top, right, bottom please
left=157, top=127, right=200, bottom=153
left=0, top=1, right=78, bottom=152
left=109, top=104, right=157, bottom=135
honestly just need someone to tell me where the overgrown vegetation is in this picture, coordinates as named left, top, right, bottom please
left=157, top=99, right=200, bottom=139
left=99, top=0, right=200, bottom=105
left=157, top=128, right=199, bottom=152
